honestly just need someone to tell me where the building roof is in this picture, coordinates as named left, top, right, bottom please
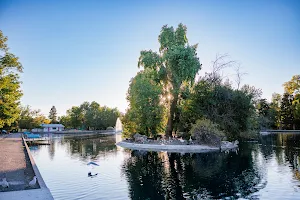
left=41, top=124, right=64, bottom=128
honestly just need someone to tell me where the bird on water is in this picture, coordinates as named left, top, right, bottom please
left=87, top=161, right=99, bottom=166
left=1, top=178, right=9, bottom=188
left=29, top=176, right=37, bottom=187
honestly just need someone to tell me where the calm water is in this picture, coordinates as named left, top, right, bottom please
left=29, top=133, right=300, bottom=200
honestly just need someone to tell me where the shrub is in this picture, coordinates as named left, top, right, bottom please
left=239, top=130, right=259, bottom=140
left=122, top=116, right=138, bottom=139
left=176, top=132, right=191, bottom=140
left=190, top=119, right=225, bottom=147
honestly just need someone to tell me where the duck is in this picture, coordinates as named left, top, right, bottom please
left=179, top=137, right=185, bottom=143
left=88, top=172, right=98, bottom=178
left=2, top=178, right=9, bottom=188
left=29, top=176, right=37, bottom=187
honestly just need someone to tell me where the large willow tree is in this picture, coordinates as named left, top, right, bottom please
left=138, top=24, right=201, bottom=136
left=0, top=31, right=23, bottom=128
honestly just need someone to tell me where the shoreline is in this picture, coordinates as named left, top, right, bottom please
left=52, top=131, right=117, bottom=139
left=117, top=141, right=238, bottom=153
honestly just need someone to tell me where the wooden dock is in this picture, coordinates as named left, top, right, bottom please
left=23, top=133, right=51, bottom=145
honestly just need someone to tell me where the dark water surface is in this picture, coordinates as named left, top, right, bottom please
left=29, top=133, right=300, bottom=200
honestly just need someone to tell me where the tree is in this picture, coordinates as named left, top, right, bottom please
left=67, top=106, right=83, bottom=129
left=174, top=55, right=261, bottom=140
left=49, top=106, right=58, bottom=123
left=61, top=102, right=120, bottom=130
left=18, top=106, right=48, bottom=130
left=0, top=30, right=23, bottom=128
left=59, top=115, right=71, bottom=128
left=283, top=75, right=300, bottom=95
left=270, top=93, right=281, bottom=129
left=256, top=99, right=277, bottom=129
left=282, top=75, right=300, bottom=129
left=137, top=24, right=201, bottom=137
left=85, top=101, right=100, bottom=130
left=280, top=93, right=294, bottom=130
left=123, top=71, right=167, bottom=138
left=293, top=94, right=300, bottom=129
left=187, top=80, right=255, bottom=140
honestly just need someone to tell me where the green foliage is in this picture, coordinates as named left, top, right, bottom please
left=185, top=79, right=256, bottom=140
left=256, top=99, right=277, bottom=129
left=239, top=130, right=259, bottom=140
left=270, top=93, right=281, bottom=128
left=280, top=75, right=300, bottom=129
left=255, top=76, right=300, bottom=131
left=49, top=106, right=58, bottom=123
left=125, top=24, right=300, bottom=141
left=0, top=30, right=23, bottom=128
left=61, top=101, right=120, bottom=130
left=58, top=115, right=71, bottom=128
left=18, top=106, right=48, bottom=130
left=283, top=75, right=300, bottom=95
left=122, top=113, right=138, bottom=139
left=123, top=71, right=166, bottom=138
left=190, top=119, right=225, bottom=146
left=138, top=23, right=201, bottom=136
left=66, top=106, right=83, bottom=129
left=280, top=93, right=295, bottom=129
left=190, top=118, right=225, bottom=137
left=293, top=94, right=300, bottom=129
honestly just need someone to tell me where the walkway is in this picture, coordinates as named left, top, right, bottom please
left=0, top=133, right=29, bottom=191
left=0, top=133, right=53, bottom=200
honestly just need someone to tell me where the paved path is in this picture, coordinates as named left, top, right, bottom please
left=0, top=133, right=31, bottom=191
left=0, top=133, right=53, bottom=199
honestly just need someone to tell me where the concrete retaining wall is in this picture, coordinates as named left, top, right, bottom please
left=117, top=141, right=220, bottom=153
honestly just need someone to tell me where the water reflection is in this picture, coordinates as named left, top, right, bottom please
left=122, top=144, right=266, bottom=199
left=29, top=133, right=300, bottom=200
left=57, top=134, right=117, bottom=161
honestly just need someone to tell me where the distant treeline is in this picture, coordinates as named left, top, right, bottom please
left=59, top=101, right=121, bottom=130
left=257, top=75, right=300, bottom=130
left=15, top=102, right=120, bottom=131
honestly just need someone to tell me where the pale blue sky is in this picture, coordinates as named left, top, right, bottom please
left=1, top=0, right=299, bottom=116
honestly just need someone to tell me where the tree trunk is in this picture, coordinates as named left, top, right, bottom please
left=165, top=95, right=178, bottom=137
left=293, top=123, right=296, bottom=130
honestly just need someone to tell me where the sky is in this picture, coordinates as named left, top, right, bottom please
left=0, top=0, right=299, bottom=116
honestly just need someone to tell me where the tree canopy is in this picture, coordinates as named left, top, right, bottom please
left=123, top=24, right=268, bottom=140
left=18, top=105, right=49, bottom=130
left=0, top=30, right=23, bottom=128
left=60, top=101, right=120, bottom=130
left=123, top=71, right=167, bottom=138
left=283, top=75, right=300, bottom=95
left=138, top=23, right=201, bottom=136
left=49, top=106, right=58, bottom=123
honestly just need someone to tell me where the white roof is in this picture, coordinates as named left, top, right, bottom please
left=41, top=124, right=64, bottom=128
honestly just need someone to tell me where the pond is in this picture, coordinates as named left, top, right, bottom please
left=29, top=133, right=300, bottom=200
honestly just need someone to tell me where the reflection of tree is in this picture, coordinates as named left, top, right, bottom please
left=122, top=145, right=262, bottom=199
left=47, top=140, right=56, bottom=160
left=122, top=151, right=166, bottom=199
left=260, top=133, right=300, bottom=182
left=260, top=135, right=275, bottom=159
left=52, top=135, right=117, bottom=162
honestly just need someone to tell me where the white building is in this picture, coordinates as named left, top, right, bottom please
left=41, top=124, right=65, bottom=132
